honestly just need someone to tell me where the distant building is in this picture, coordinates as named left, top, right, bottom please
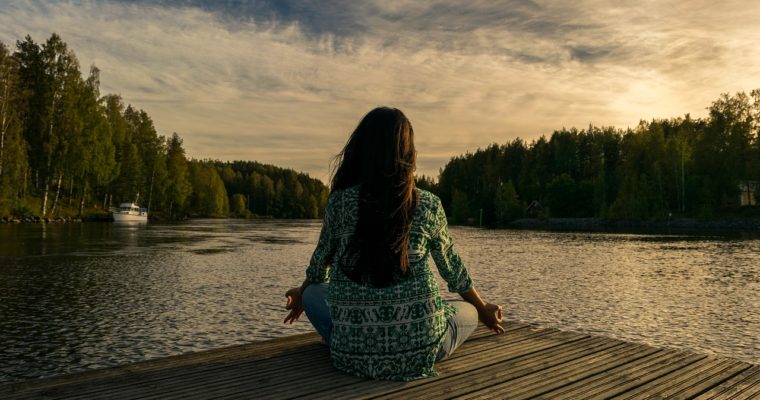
left=526, top=200, right=543, bottom=217
left=738, top=181, right=757, bottom=206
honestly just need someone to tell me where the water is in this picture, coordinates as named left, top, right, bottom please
left=0, top=220, right=758, bottom=383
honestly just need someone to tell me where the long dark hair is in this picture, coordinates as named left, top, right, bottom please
left=331, top=107, right=418, bottom=287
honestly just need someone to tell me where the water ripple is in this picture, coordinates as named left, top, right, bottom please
left=0, top=220, right=757, bottom=383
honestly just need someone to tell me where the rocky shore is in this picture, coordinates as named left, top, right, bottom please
left=0, top=216, right=83, bottom=224
left=0, top=214, right=114, bottom=224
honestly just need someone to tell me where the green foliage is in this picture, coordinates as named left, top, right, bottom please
left=537, top=206, right=550, bottom=220
left=451, top=189, right=470, bottom=224
left=494, top=181, right=522, bottom=225
left=439, top=92, right=760, bottom=222
left=188, top=161, right=229, bottom=217
left=3, top=33, right=759, bottom=222
left=12, top=203, right=35, bottom=218
left=230, top=193, right=248, bottom=217
left=0, top=33, right=330, bottom=220
left=249, top=171, right=274, bottom=216
left=542, top=174, right=595, bottom=218
left=165, top=133, right=191, bottom=218
left=546, top=174, right=577, bottom=218
left=0, top=42, right=27, bottom=202
left=215, top=160, right=327, bottom=219
left=415, top=174, right=438, bottom=194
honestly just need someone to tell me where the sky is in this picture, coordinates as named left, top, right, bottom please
left=2, top=0, right=760, bottom=182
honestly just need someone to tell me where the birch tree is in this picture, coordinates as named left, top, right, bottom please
left=0, top=42, right=27, bottom=207
left=16, top=34, right=80, bottom=217
left=0, top=42, right=15, bottom=178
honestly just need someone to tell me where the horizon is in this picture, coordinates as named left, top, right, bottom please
left=2, top=0, right=760, bottom=182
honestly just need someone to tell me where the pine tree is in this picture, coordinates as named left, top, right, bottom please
left=451, top=189, right=470, bottom=224
left=494, top=181, right=522, bottom=225
left=165, top=133, right=191, bottom=219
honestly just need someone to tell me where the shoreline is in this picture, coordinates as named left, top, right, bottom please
left=4, top=215, right=760, bottom=233
left=465, top=217, right=760, bottom=234
left=0, top=215, right=294, bottom=224
left=0, top=215, right=113, bottom=224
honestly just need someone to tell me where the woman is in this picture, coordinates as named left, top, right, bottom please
left=284, top=107, right=504, bottom=381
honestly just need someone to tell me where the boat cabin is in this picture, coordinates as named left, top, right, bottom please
left=118, top=203, right=147, bottom=215
left=119, top=203, right=140, bottom=212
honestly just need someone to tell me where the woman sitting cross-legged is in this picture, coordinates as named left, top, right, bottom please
left=284, top=107, right=504, bottom=381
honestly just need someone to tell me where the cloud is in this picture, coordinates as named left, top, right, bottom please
left=1, top=0, right=760, bottom=182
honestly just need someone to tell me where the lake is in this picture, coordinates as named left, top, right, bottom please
left=0, top=220, right=758, bottom=383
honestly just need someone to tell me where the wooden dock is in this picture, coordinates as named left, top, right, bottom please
left=2, top=322, right=758, bottom=399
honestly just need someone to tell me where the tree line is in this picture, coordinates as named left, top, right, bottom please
left=434, top=91, right=760, bottom=225
left=0, top=33, right=327, bottom=220
left=213, top=160, right=329, bottom=219
left=5, top=34, right=757, bottom=224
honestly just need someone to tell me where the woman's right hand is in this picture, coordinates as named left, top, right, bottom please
left=478, top=303, right=505, bottom=334
left=459, top=287, right=505, bottom=334
left=283, top=286, right=304, bottom=324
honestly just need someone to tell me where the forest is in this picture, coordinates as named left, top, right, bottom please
left=3, top=34, right=759, bottom=225
left=0, top=34, right=327, bottom=220
left=434, top=91, right=760, bottom=226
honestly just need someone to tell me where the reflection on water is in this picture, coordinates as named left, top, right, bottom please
left=455, top=229, right=759, bottom=369
left=0, top=221, right=758, bottom=383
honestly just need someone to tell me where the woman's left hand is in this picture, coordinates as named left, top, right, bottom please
left=283, top=287, right=304, bottom=324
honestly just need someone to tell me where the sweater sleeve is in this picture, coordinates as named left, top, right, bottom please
left=305, top=194, right=335, bottom=284
left=429, top=197, right=473, bottom=293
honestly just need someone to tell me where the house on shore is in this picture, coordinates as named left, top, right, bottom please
left=738, top=181, right=757, bottom=206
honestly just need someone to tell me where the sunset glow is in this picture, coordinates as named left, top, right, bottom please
left=2, top=0, right=759, bottom=181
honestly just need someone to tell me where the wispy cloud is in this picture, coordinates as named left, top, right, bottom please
left=1, top=0, right=759, bottom=181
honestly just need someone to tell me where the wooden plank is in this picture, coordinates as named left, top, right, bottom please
left=346, top=333, right=594, bottom=400
left=543, top=349, right=707, bottom=399
left=1, top=321, right=757, bottom=400
left=661, top=361, right=751, bottom=399
left=611, top=357, right=753, bottom=399
left=0, top=322, right=526, bottom=397
left=135, top=329, right=560, bottom=400
left=77, top=324, right=544, bottom=400
left=41, top=324, right=543, bottom=400
left=0, top=333, right=320, bottom=399
left=417, top=337, right=627, bottom=400
left=528, top=348, right=683, bottom=399
left=434, top=326, right=560, bottom=360
left=695, top=365, right=760, bottom=400
left=458, top=342, right=659, bottom=399
left=353, top=336, right=615, bottom=400
left=66, top=347, right=334, bottom=400
left=196, top=330, right=590, bottom=400
left=229, top=331, right=593, bottom=400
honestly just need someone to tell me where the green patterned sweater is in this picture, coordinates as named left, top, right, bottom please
left=305, top=186, right=473, bottom=381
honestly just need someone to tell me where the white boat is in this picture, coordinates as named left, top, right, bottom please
left=112, top=202, right=148, bottom=222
